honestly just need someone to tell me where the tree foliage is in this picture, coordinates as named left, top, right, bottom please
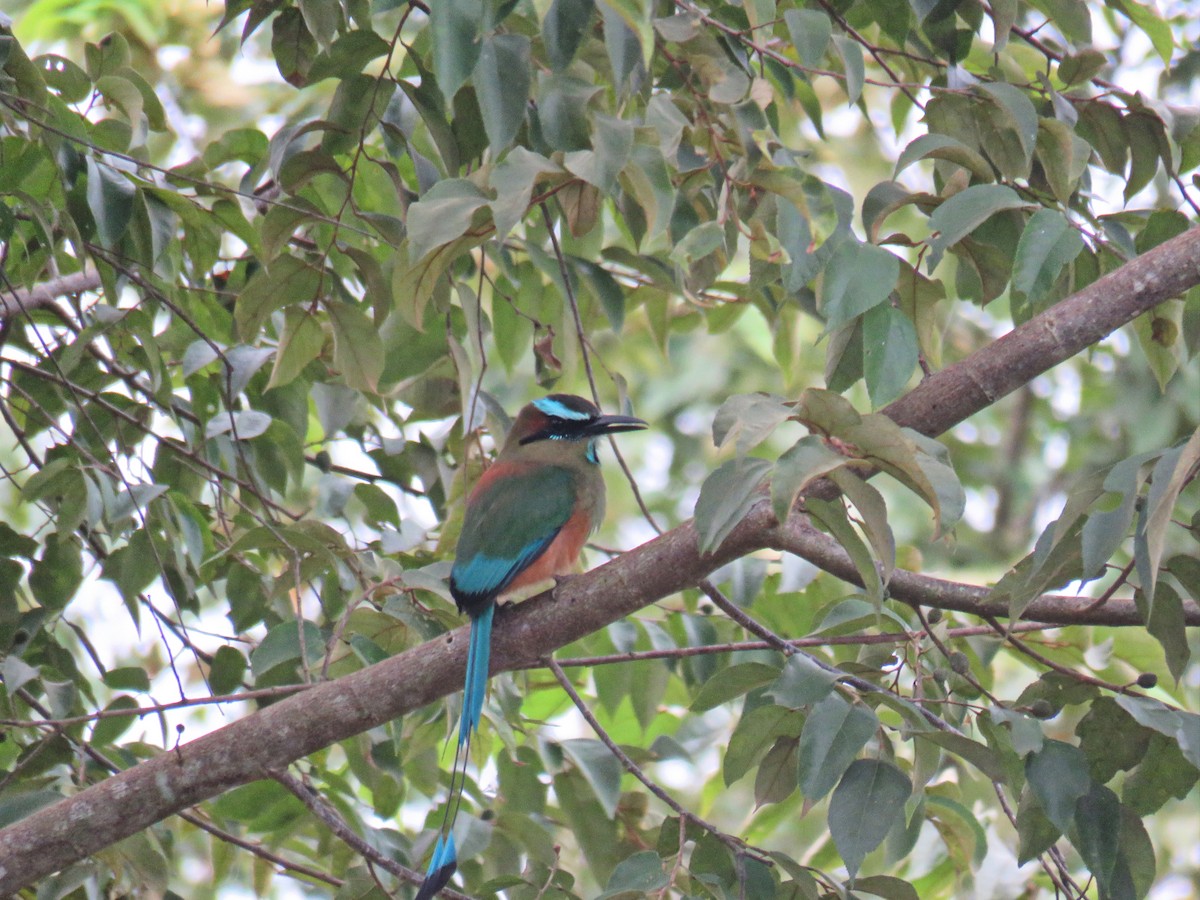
left=0, top=0, right=1198, bottom=898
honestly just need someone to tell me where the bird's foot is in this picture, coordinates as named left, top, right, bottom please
left=552, top=573, right=578, bottom=594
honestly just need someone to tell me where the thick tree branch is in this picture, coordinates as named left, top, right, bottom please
left=0, top=226, right=1197, bottom=892
left=884, top=226, right=1200, bottom=438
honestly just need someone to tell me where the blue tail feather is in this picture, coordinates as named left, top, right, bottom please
left=417, top=605, right=494, bottom=897
left=460, top=604, right=494, bottom=744
left=414, top=833, right=457, bottom=900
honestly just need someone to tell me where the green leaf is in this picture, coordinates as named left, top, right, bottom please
left=712, top=393, right=793, bottom=456
left=1073, top=781, right=1121, bottom=894
left=831, top=36, right=863, bottom=105
left=724, top=704, right=805, bottom=786
left=820, top=239, right=899, bottom=333
left=978, top=82, right=1038, bottom=176
left=102, top=530, right=160, bottom=604
left=575, top=259, right=626, bottom=332
left=103, top=666, right=151, bottom=692
left=555, top=767, right=621, bottom=881
left=35, top=53, right=91, bottom=103
left=29, top=534, right=83, bottom=609
left=768, top=654, right=837, bottom=709
left=691, top=662, right=781, bottom=712
left=1112, top=0, right=1174, bottom=64
left=828, top=759, right=912, bottom=879
left=917, top=732, right=1006, bottom=781
left=1026, top=740, right=1091, bottom=831
left=1016, top=786, right=1062, bottom=863
left=489, top=147, right=558, bottom=241
left=0, top=522, right=38, bottom=558
left=321, top=74, right=395, bottom=156
left=406, top=179, right=490, bottom=264
left=1076, top=698, right=1152, bottom=783
left=784, top=8, right=831, bottom=68
left=852, top=875, right=920, bottom=900
left=1012, top=208, right=1084, bottom=315
left=91, top=696, right=139, bottom=746
left=1036, top=118, right=1092, bottom=204
left=536, top=71, right=600, bottom=152
left=271, top=8, right=317, bottom=86
left=755, top=736, right=800, bottom=806
left=327, top=301, right=383, bottom=393
left=808, top=495, right=884, bottom=605
left=1141, top=431, right=1200, bottom=602
left=250, top=620, right=325, bottom=678
left=600, top=0, right=652, bottom=73
left=894, top=133, right=992, bottom=181
left=209, top=646, right=247, bottom=695
left=771, top=435, right=846, bottom=523
left=798, top=693, right=879, bottom=801
left=85, top=157, right=136, bottom=249
left=431, top=0, right=482, bottom=104
left=268, top=307, right=325, bottom=390
left=926, top=184, right=1028, bottom=270
left=205, top=410, right=273, bottom=441
left=1117, top=807, right=1157, bottom=899
left=560, top=738, right=622, bottom=818
left=600, top=851, right=668, bottom=896
left=306, top=29, right=390, bottom=82
left=1122, top=732, right=1199, bottom=815
left=544, top=0, right=596, bottom=71
left=862, top=304, right=917, bottom=407
left=694, top=457, right=771, bottom=554
left=1146, top=581, right=1189, bottom=683
left=623, top=142, right=675, bottom=242
left=236, top=256, right=322, bottom=342
left=474, top=34, right=530, bottom=150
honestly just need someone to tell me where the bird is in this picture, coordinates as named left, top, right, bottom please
left=415, top=393, right=647, bottom=899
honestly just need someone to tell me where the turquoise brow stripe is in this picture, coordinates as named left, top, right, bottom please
left=533, top=397, right=592, bottom=420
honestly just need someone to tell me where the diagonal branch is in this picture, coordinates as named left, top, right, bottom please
left=0, top=226, right=1197, bottom=894
left=0, top=267, right=100, bottom=318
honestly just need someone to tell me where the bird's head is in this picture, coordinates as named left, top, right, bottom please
left=503, top=394, right=646, bottom=463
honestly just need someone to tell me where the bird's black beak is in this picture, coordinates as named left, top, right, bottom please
left=587, top=413, right=648, bottom=436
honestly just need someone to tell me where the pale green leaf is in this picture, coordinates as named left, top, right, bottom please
left=560, top=738, right=622, bottom=818
left=431, top=0, right=481, bottom=103
left=694, top=457, right=770, bottom=554
left=544, top=0, right=596, bottom=71
left=784, top=8, right=831, bottom=68
left=327, top=301, right=383, bottom=393
left=407, top=179, right=490, bottom=264
left=474, top=33, right=530, bottom=150
left=771, top=435, right=846, bottom=522
left=926, top=184, right=1029, bottom=270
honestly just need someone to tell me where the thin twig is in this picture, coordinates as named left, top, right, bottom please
left=545, top=656, right=772, bottom=873
left=271, top=767, right=474, bottom=899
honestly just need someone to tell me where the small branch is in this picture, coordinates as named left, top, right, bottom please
left=540, top=621, right=1052, bottom=669
left=545, top=657, right=771, bottom=870
left=177, top=808, right=342, bottom=888
left=0, top=684, right=311, bottom=730
left=0, top=267, right=99, bottom=318
left=982, top=615, right=1148, bottom=697
left=271, top=768, right=473, bottom=899
left=769, top=517, right=1200, bottom=627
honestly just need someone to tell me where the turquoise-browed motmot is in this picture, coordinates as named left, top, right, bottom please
left=416, top=394, right=646, bottom=899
